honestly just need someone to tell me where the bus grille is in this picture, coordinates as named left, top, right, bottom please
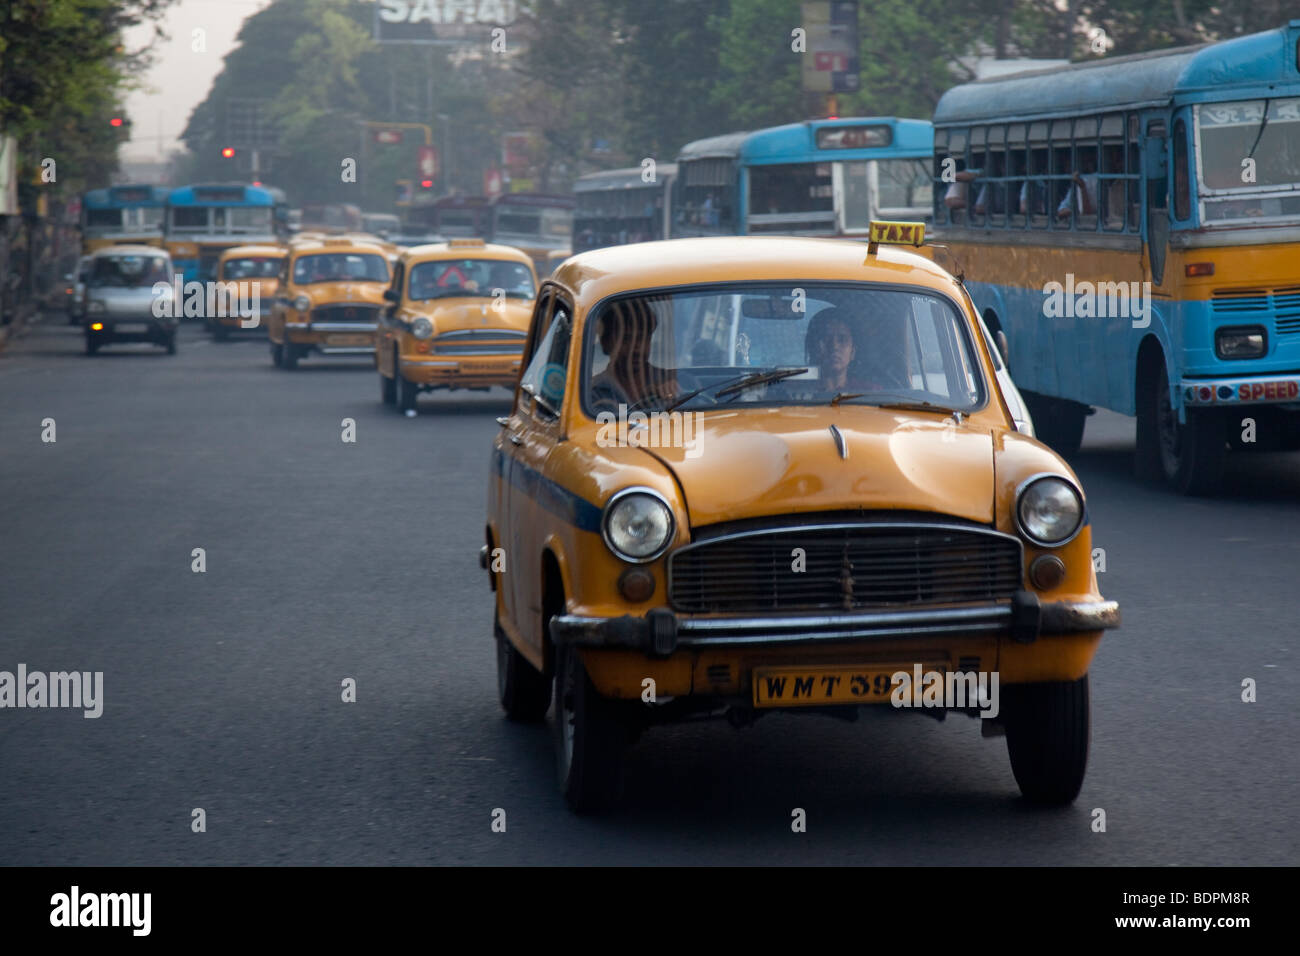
left=1212, top=288, right=1300, bottom=335
left=667, top=522, right=1023, bottom=615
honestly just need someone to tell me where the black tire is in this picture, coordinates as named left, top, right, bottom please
left=1138, top=363, right=1226, bottom=495
left=553, top=641, right=627, bottom=814
left=85, top=336, right=99, bottom=356
left=381, top=351, right=397, bottom=405
left=1023, top=392, right=1087, bottom=456
left=1004, top=675, right=1090, bottom=806
left=165, top=331, right=177, bottom=355
left=496, top=610, right=550, bottom=722
left=398, top=371, right=418, bottom=413
left=270, top=340, right=284, bottom=368
left=282, top=340, right=299, bottom=370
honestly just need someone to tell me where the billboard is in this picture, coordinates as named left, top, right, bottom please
left=801, top=1, right=859, bottom=94
left=374, top=0, right=518, bottom=44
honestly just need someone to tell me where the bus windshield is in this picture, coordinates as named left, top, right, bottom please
left=1198, top=98, right=1300, bottom=191
left=748, top=158, right=933, bottom=234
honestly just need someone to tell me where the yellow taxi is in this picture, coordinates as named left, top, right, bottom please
left=210, top=244, right=285, bottom=340
left=267, top=236, right=391, bottom=369
left=484, top=224, right=1120, bottom=813
left=377, top=239, right=537, bottom=412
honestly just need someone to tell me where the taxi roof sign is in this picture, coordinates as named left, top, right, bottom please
left=448, top=238, right=486, bottom=248
left=867, top=220, right=926, bottom=250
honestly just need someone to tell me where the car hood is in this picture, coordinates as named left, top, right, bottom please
left=637, top=406, right=995, bottom=528
left=88, top=287, right=159, bottom=313
left=419, top=298, right=532, bottom=332
left=302, top=282, right=387, bottom=305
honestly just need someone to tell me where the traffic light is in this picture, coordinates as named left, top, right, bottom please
left=221, top=147, right=236, bottom=159
left=420, top=179, right=434, bottom=189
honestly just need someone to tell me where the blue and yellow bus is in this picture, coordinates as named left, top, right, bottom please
left=572, top=164, right=677, bottom=253
left=672, top=117, right=933, bottom=238
left=165, top=183, right=281, bottom=284
left=932, top=21, right=1300, bottom=494
left=80, top=185, right=169, bottom=253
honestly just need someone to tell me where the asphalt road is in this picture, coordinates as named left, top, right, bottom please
left=2, top=317, right=1297, bottom=865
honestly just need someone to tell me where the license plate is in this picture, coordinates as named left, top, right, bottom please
left=753, top=665, right=911, bottom=707
left=327, top=334, right=371, bottom=346
left=116, top=322, right=148, bottom=333
left=467, top=359, right=514, bottom=371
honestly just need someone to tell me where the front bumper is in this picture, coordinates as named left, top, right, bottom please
left=399, top=355, right=522, bottom=386
left=1181, top=373, right=1300, bottom=407
left=87, top=317, right=177, bottom=335
left=283, top=321, right=377, bottom=353
left=549, top=593, right=1120, bottom=658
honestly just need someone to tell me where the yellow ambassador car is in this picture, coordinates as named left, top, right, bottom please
left=484, top=226, right=1120, bottom=813
left=267, top=236, right=391, bottom=369
left=210, top=244, right=285, bottom=340
left=377, top=239, right=537, bottom=412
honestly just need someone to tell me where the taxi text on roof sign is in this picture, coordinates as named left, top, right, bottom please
left=868, top=220, right=926, bottom=247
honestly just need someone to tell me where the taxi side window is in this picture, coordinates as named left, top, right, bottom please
left=519, top=299, right=572, bottom=422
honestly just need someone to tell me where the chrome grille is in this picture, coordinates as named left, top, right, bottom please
left=668, top=522, right=1023, bottom=615
left=433, top=328, right=526, bottom=355
left=312, top=304, right=380, bottom=324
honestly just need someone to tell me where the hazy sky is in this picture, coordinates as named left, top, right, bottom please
left=121, top=0, right=274, bottom=160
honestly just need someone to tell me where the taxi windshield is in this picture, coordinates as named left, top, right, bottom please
left=582, top=283, right=985, bottom=415
left=293, top=253, right=389, bottom=284
left=90, top=255, right=171, bottom=288
left=223, top=257, right=282, bottom=279
left=407, top=258, right=535, bottom=301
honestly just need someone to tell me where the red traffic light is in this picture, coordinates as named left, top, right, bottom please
left=110, top=117, right=123, bottom=127
left=221, top=147, right=236, bottom=158
left=420, top=179, right=434, bottom=188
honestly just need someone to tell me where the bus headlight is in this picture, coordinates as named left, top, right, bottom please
left=602, top=488, right=675, bottom=563
left=1216, top=325, right=1266, bottom=360
left=410, top=317, right=433, bottom=340
left=1016, top=475, right=1083, bottom=547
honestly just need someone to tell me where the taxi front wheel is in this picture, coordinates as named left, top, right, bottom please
left=398, top=373, right=418, bottom=413
left=380, top=369, right=396, bottom=405
left=1003, top=675, right=1090, bottom=806
left=553, top=641, right=627, bottom=813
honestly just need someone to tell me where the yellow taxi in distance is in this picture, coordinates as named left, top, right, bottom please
left=377, top=239, right=537, bottom=412
left=211, top=244, right=285, bottom=340
left=267, top=236, right=391, bottom=369
left=484, top=226, right=1120, bottom=813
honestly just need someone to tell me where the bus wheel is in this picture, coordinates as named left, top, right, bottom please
left=1142, top=364, right=1226, bottom=495
left=1024, top=393, right=1087, bottom=456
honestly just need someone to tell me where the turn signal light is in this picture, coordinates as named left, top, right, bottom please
left=1029, top=555, right=1067, bottom=590
left=90, top=322, right=104, bottom=331
left=1185, top=262, right=1215, bottom=277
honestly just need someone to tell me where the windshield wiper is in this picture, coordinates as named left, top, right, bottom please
left=1247, top=98, right=1272, bottom=160
left=660, top=366, right=810, bottom=413
left=831, top=392, right=960, bottom=414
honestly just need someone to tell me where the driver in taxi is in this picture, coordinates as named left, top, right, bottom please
left=588, top=300, right=678, bottom=411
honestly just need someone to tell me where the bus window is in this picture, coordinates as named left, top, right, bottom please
left=840, top=161, right=871, bottom=232
left=876, top=158, right=933, bottom=215
left=1101, top=142, right=1127, bottom=231
left=1027, top=147, right=1050, bottom=224
left=172, top=208, right=208, bottom=230
left=748, top=162, right=834, bottom=233
left=85, top=208, right=122, bottom=229
left=1173, top=119, right=1191, bottom=221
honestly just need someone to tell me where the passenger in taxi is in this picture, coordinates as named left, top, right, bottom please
left=805, top=306, right=912, bottom=393
left=589, top=300, right=677, bottom=411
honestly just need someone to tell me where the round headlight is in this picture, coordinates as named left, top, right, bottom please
left=293, top=294, right=310, bottom=312
left=411, top=317, right=433, bottom=340
left=602, top=489, right=675, bottom=563
left=1016, top=475, right=1083, bottom=546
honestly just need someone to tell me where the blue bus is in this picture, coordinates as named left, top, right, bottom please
left=572, top=164, right=677, bottom=252
left=931, top=20, right=1300, bottom=494
left=165, top=184, right=281, bottom=284
left=81, top=185, right=170, bottom=253
left=671, top=117, right=934, bottom=237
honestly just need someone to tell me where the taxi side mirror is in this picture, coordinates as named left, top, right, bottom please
left=995, top=330, right=1010, bottom=366
left=383, top=288, right=399, bottom=303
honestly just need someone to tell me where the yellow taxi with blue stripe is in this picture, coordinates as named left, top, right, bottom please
left=377, top=239, right=537, bottom=412
left=266, top=235, right=391, bottom=369
left=484, top=222, right=1120, bottom=813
